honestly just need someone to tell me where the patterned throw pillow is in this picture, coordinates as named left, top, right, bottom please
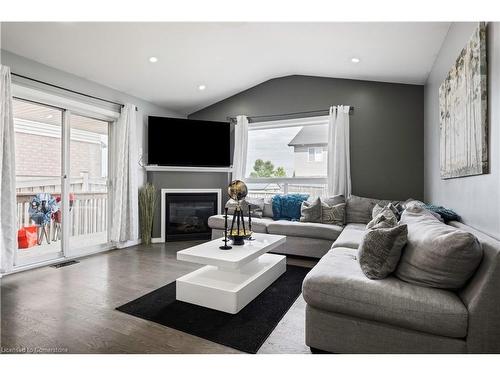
left=321, top=201, right=346, bottom=226
left=358, top=224, right=408, bottom=280
left=300, top=198, right=322, bottom=223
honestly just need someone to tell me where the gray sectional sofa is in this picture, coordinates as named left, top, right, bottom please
left=208, top=195, right=500, bottom=353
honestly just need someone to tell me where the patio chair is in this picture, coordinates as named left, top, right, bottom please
left=28, top=193, right=59, bottom=245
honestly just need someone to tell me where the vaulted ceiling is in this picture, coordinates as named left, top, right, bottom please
left=1, top=22, right=450, bottom=115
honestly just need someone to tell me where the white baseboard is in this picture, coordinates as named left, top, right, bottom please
left=115, top=239, right=142, bottom=248
left=151, top=237, right=163, bottom=243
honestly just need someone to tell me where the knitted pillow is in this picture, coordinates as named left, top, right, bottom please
left=272, top=194, right=309, bottom=221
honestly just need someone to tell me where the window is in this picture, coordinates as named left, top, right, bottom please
left=308, top=147, right=324, bottom=162
left=245, top=116, right=329, bottom=198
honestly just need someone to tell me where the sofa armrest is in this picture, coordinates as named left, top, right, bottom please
left=451, top=222, right=500, bottom=353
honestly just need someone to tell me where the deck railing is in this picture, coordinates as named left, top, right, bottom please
left=245, top=177, right=328, bottom=199
left=16, top=192, right=108, bottom=237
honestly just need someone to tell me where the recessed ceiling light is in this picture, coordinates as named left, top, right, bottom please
left=198, top=84, right=206, bottom=91
left=351, top=57, right=360, bottom=63
left=46, top=114, right=53, bottom=119
left=149, top=57, right=158, bottom=63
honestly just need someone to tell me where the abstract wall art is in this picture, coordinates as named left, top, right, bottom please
left=439, top=22, right=488, bottom=179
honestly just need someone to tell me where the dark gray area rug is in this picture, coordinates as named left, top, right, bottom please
left=116, top=265, right=310, bottom=353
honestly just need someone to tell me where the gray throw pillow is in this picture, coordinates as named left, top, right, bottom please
left=367, top=214, right=395, bottom=229
left=263, top=198, right=274, bottom=218
left=346, top=195, right=390, bottom=224
left=226, top=197, right=264, bottom=218
left=321, top=201, right=345, bottom=226
left=395, top=206, right=483, bottom=289
left=358, top=224, right=408, bottom=280
left=300, top=198, right=322, bottom=223
left=367, top=203, right=399, bottom=229
left=373, top=202, right=400, bottom=219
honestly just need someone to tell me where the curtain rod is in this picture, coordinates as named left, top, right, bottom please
left=226, top=107, right=354, bottom=122
left=11, top=72, right=138, bottom=111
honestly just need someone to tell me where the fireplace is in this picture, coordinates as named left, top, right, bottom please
left=163, top=189, right=221, bottom=241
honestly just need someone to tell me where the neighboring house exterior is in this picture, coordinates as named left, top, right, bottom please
left=15, top=119, right=108, bottom=193
left=287, top=124, right=328, bottom=177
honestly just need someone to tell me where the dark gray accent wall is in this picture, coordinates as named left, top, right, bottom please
left=189, top=75, right=424, bottom=202
left=424, top=23, right=500, bottom=239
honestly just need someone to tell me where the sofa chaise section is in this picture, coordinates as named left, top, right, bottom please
left=303, top=219, right=500, bottom=353
left=303, top=247, right=469, bottom=353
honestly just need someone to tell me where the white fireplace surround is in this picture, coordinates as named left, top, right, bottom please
left=152, top=188, right=222, bottom=243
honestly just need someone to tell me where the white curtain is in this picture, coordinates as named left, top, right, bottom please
left=327, top=105, right=351, bottom=198
left=110, top=103, right=139, bottom=244
left=232, top=115, right=249, bottom=180
left=0, top=65, right=17, bottom=273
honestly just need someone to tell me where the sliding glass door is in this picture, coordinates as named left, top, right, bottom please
left=13, top=99, right=64, bottom=266
left=67, top=114, right=110, bottom=255
left=13, top=98, right=112, bottom=267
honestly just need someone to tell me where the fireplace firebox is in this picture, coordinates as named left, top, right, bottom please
left=165, top=192, right=219, bottom=241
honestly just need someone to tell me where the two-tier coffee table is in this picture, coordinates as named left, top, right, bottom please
left=176, top=232, right=286, bottom=314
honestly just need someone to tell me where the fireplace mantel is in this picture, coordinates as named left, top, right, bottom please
left=152, top=188, right=222, bottom=243
left=145, top=165, right=233, bottom=173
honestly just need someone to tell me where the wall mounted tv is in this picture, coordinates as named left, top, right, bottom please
left=148, top=116, right=231, bottom=167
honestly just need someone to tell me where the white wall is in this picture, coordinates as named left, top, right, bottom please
left=0, top=50, right=185, bottom=188
left=424, top=22, right=500, bottom=239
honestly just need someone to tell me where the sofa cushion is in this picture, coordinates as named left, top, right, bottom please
left=358, top=224, right=408, bottom=279
left=395, top=207, right=483, bottom=289
left=302, top=248, right=468, bottom=338
left=322, top=194, right=346, bottom=207
left=207, top=215, right=272, bottom=233
left=332, top=223, right=366, bottom=249
left=346, top=195, right=390, bottom=224
left=267, top=220, right=342, bottom=241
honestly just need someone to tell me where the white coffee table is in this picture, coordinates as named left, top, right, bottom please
left=176, top=232, right=286, bottom=314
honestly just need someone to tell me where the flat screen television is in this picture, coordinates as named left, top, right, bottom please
left=148, top=116, right=231, bottom=167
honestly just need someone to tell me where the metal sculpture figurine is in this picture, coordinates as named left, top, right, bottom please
left=219, top=207, right=232, bottom=250
left=226, top=180, right=252, bottom=246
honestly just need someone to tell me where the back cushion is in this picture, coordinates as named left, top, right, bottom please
left=395, top=207, right=483, bottom=289
left=346, top=195, right=389, bottom=224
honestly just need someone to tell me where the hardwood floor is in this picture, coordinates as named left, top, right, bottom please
left=1, top=241, right=316, bottom=354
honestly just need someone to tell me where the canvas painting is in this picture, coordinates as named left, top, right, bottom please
left=439, top=22, right=488, bottom=179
